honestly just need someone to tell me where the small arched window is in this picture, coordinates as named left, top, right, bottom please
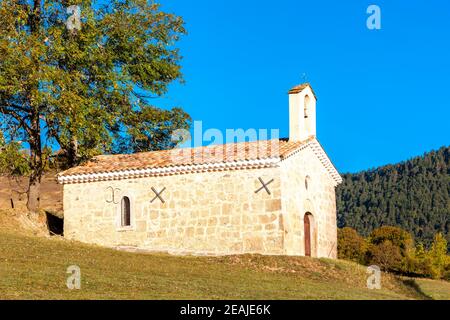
left=305, top=176, right=311, bottom=190
left=121, top=196, right=131, bottom=227
left=304, top=95, right=310, bottom=119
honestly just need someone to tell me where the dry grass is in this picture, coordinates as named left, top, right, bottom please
left=1, top=207, right=449, bottom=300
left=413, top=278, right=450, bottom=300
left=0, top=173, right=62, bottom=216
left=0, top=209, right=48, bottom=237
left=1, top=212, right=446, bottom=300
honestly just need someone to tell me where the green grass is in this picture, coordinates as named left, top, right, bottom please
left=413, top=278, right=450, bottom=300
left=1, top=229, right=449, bottom=300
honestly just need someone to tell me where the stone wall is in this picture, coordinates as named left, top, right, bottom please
left=64, top=166, right=285, bottom=255
left=63, top=151, right=338, bottom=257
left=281, top=147, right=338, bottom=258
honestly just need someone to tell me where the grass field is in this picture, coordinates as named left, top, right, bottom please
left=413, top=278, right=450, bottom=300
left=0, top=209, right=449, bottom=300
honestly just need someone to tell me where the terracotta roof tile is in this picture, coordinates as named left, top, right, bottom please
left=58, top=138, right=314, bottom=177
left=288, top=83, right=317, bottom=99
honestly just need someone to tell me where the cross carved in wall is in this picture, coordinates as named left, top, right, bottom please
left=255, top=177, right=274, bottom=195
left=150, top=187, right=166, bottom=204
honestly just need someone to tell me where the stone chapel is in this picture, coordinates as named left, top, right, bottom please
left=58, top=83, right=342, bottom=258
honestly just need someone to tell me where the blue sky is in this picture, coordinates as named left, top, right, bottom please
left=154, top=0, right=450, bottom=173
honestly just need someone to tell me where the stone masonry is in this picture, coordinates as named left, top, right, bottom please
left=60, top=83, right=342, bottom=258
left=63, top=144, right=338, bottom=258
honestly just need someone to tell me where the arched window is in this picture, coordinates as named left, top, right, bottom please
left=121, top=196, right=131, bottom=227
left=305, top=176, right=311, bottom=190
left=304, top=95, right=310, bottom=119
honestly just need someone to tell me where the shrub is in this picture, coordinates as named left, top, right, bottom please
left=427, top=233, right=448, bottom=279
left=400, top=236, right=449, bottom=279
left=368, top=226, right=414, bottom=256
left=365, top=226, right=415, bottom=273
left=443, top=262, right=450, bottom=281
left=337, top=227, right=366, bottom=263
left=405, top=244, right=434, bottom=278
left=338, top=225, right=449, bottom=279
left=365, top=240, right=403, bottom=272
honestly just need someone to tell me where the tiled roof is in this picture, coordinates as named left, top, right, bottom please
left=288, top=83, right=317, bottom=99
left=58, top=138, right=312, bottom=178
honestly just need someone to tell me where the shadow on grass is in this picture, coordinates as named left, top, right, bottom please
left=402, top=279, right=433, bottom=300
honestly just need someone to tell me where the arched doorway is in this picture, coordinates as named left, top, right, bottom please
left=304, top=212, right=314, bottom=257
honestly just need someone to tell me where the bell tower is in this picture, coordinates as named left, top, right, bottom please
left=288, top=83, right=317, bottom=141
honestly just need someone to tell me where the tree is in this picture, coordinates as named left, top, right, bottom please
left=365, top=226, right=414, bottom=273
left=404, top=243, right=432, bottom=277
left=428, top=233, right=448, bottom=279
left=407, top=234, right=449, bottom=279
left=368, top=226, right=414, bottom=257
left=0, top=130, right=31, bottom=207
left=0, top=0, right=191, bottom=212
left=365, top=240, right=403, bottom=272
left=337, top=227, right=366, bottom=263
left=337, top=146, right=450, bottom=250
left=0, top=130, right=30, bottom=177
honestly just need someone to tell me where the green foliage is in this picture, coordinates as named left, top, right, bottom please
left=444, top=260, right=450, bottom=281
left=365, top=241, right=403, bottom=272
left=364, top=226, right=413, bottom=273
left=405, top=234, right=449, bottom=279
left=0, top=0, right=191, bottom=208
left=405, top=243, right=434, bottom=277
left=428, top=233, right=448, bottom=279
left=368, top=226, right=414, bottom=256
left=337, top=146, right=450, bottom=250
left=0, top=0, right=190, bottom=163
left=0, top=131, right=30, bottom=176
left=337, top=227, right=366, bottom=264
left=338, top=226, right=450, bottom=280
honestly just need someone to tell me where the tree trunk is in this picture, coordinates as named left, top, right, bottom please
left=67, top=136, right=79, bottom=167
left=27, top=108, right=43, bottom=213
left=25, top=0, right=43, bottom=213
left=27, top=174, right=41, bottom=213
left=27, top=130, right=43, bottom=212
left=27, top=129, right=43, bottom=213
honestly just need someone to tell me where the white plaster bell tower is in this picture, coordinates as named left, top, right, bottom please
left=288, top=83, right=317, bottom=142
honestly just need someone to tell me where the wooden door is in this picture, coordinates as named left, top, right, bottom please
left=304, top=214, right=311, bottom=257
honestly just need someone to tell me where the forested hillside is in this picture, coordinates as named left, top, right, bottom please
left=337, top=146, right=450, bottom=249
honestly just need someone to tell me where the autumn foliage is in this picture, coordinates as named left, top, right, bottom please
left=338, top=226, right=450, bottom=280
